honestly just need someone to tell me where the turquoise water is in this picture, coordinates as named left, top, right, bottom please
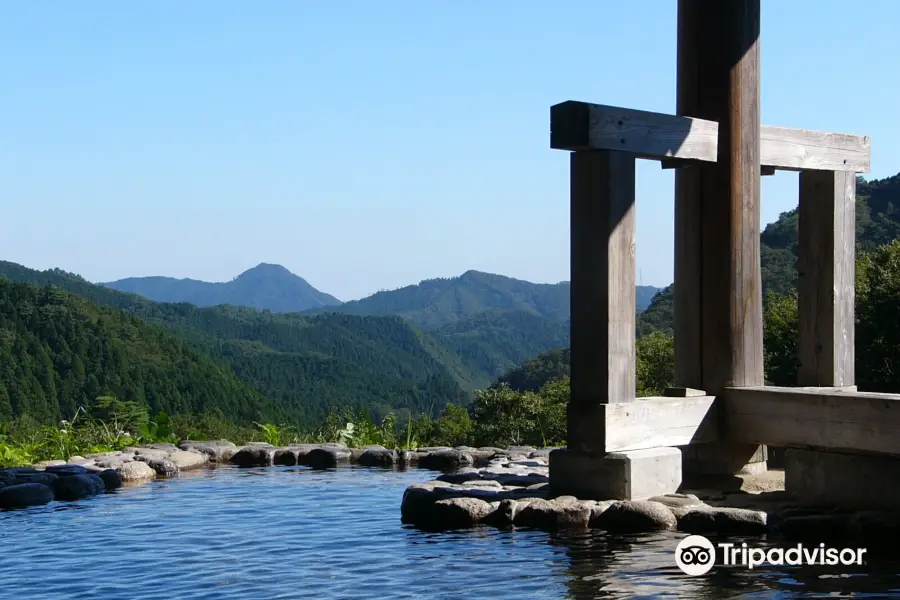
left=1, top=465, right=898, bottom=599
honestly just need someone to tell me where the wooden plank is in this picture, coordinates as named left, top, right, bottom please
left=604, top=395, right=717, bottom=452
left=550, top=101, right=870, bottom=173
left=662, top=159, right=775, bottom=176
left=664, top=387, right=708, bottom=397
left=798, top=171, right=856, bottom=387
left=724, top=386, right=900, bottom=455
left=566, top=150, right=636, bottom=454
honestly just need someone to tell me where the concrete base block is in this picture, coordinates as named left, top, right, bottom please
left=785, top=448, right=900, bottom=510
left=549, top=447, right=682, bottom=501
left=682, top=442, right=768, bottom=477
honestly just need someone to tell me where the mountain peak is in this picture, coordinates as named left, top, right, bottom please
left=101, top=263, right=342, bottom=312
left=235, top=263, right=296, bottom=281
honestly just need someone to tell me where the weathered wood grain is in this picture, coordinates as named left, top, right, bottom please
left=550, top=101, right=870, bottom=173
left=676, top=0, right=767, bottom=474
left=604, top=395, right=717, bottom=452
left=724, top=386, right=900, bottom=455
left=699, top=0, right=764, bottom=393
left=566, top=150, right=636, bottom=453
left=797, top=170, right=856, bottom=387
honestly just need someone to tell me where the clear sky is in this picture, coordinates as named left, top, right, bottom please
left=1, top=1, right=897, bottom=301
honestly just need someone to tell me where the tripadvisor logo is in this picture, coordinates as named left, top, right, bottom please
left=675, top=535, right=867, bottom=576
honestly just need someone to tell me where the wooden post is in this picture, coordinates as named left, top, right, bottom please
left=675, top=0, right=766, bottom=475
left=673, top=0, right=703, bottom=388
left=567, top=150, right=636, bottom=454
left=798, top=171, right=856, bottom=387
left=674, top=0, right=764, bottom=392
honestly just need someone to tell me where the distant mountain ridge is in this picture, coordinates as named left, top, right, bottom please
left=102, top=265, right=662, bottom=327
left=101, top=263, right=341, bottom=313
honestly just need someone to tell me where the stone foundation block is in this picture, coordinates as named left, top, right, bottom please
left=785, top=448, right=900, bottom=510
left=549, top=447, right=682, bottom=500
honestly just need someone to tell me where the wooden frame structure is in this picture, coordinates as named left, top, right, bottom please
left=552, top=0, right=900, bottom=485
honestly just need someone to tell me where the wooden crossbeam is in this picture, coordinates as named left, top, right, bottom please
left=603, top=395, right=717, bottom=452
left=723, top=386, right=900, bottom=455
left=551, top=101, right=870, bottom=173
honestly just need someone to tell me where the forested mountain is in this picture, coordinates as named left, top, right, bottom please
left=306, top=269, right=661, bottom=327
left=0, top=262, right=475, bottom=425
left=0, top=279, right=276, bottom=425
left=632, top=174, right=900, bottom=336
left=2, top=260, right=582, bottom=424
left=102, top=263, right=342, bottom=313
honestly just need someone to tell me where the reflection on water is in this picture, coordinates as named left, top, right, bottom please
left=0, top=465, right=898, bottom=599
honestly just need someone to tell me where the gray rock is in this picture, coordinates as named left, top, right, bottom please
left=5, top=467, right=38, bottom=477
left=677, top=506, right=768, bottom=535
left=144, top=443, right=178, bottom=451
left=417, top=446, right=452, bottom=453
left=485, top=498, right=521, bottom=526
left=273, top=448, right=298, bottom=466
left=147, top=459, right=178, bottom=476
left=418, top=450, right=474, bottom=471
left=45, top=464, right=90, bottom=477
left=33, top=460, right=67, bottom=468
left=18, top=472, right=60, bottom=487
left=592, top=501, right=677, bottom=533
left=357, top=449, right=398, bottom=468
left=528, top=448, right=557, bottom=459
left=429, top=497, right=495, bottom=529
left=133, top=448, right=171, bottom=461
left=436, top=470, right=482, bottom=484
left=0, top=483, right=54, bottom=509
left=97, top=469, right=123, bottom=490
left=94, top=458, right=128, bottom=470
left=276, top=444, right=322, bottom=466
left=349, top=445, right=388, bottom=461
left=168, top=450, right=207, bottom=471
left=303, top=447, right=351, bottom=469
left=230, top=445, right=276, bottom=467
left=462, top=479, right=503, bottom=488
left=53, top=474, right=106, bottom=500
left=401, top=483, right=441, bottom=523
left=515, top=497, right=592, bottom=530
left=116, top=461, right=156, bottom=482
left=649, top=493, right=702, bottom=507
left=178, top=440, right=238, bottom=462
left=508, top=459, right=546, bottom=468
left=505, top=446, right=536, bottom=457
left=397, top=450, right=414, bottom=466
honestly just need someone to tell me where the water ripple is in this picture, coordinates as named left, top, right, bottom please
left=1, top=465, right=899, bottom=599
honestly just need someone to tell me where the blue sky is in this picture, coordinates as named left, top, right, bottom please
left=1, top=1, right=897, bottom=301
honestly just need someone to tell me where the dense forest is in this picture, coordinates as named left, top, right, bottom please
left=301, top=269, right=660, bottom=327
left=0, top=279, right=275, bottom=425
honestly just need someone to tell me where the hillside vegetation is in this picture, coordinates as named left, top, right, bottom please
left=0, top=278, right=274, bottom=425
left=309, top=270, right=660, bottom=327
left=0, top=263, right=471, bottom=425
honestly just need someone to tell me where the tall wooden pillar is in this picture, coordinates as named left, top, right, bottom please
left=567, top=150, right=637, bottom=454
left=797, top=171, right=856, bottom=388
left=674, top=0, right=767, bottom=475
